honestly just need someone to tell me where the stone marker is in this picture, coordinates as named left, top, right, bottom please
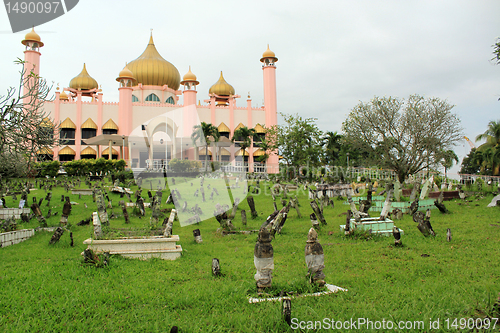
left=136, top=197, right=146, bottom=217
left=305, top=228, right=325, bottom=286
left=163, top=209, right=176, bottom=237
left=393, top=226, right=402, bottom=246
left=379, top=188, right=394, bottom=221
left=434, top=191, right=448, bottom=213
left=283, top=299, right=292, bottom=326
left=254, top=228, right=273, bottom=290
left=415, top=209, right=435, bottom=237
left=420, top=177, right=432, bottom=200
left=392, top=208, right=403, bottom=220
left=247, top=196, right=258, bottom=219
left=49, top=227, right=65, bottom=245
left=193, top=229, right=203, bottom=243
left=93, top=212, right=102, bottom=239
left=241, top=210, right=247, bottom=226
left=447, top=228, right=452, bottom=242
left=60, top=201, right=72, bottom=226
left=212, top=258, right=220, bottom=276
left=310, top=213, right=320, bottom=230
left=344, top=210, right=352, bottom=235
left=96, top=190, right=109, bottom=226
left=310, top=200, right=327, bottom=225
left=119, top=201, right=130, bottom=224
left=229, top=198, right=240, bottom=219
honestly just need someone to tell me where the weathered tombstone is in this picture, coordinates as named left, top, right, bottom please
left=446, top=228, right=452, bottom=242
left=434, top=191, right=448, bottom=213
left=344, top=210, right=352, bottom=235
left=420, top=178, right=432, bottom=200
left=96, top=190, right=109, bottom=226
left=163, top=209, right=176, bottom=237
left=305, top=228, right=325, bottom=286
left=409, top=196, right=419, bottom=216
left=254, top=228, right=273, bottom=290
left=391, top=208, right=403, bottom=220
left=415, top=209, right=435, bottom=237
left=49, top=227, right=65, bottom=245
left=291, top=197, right=302, bottom=218
left=60, top=201, right=72, bottom=226
left=379, top=189, right=394, bottom=221
left=193, top=229, right=202, bottom=243
left=150, top=192, right=162, bottom=224
left=212, top=258, right=220, bottom=276
left=393, top=227, right=402, bottom=246
left=310, top=200, right=327, bottom=225
left=241, top=210, right=247, bottom=226
left=136, top=197, right=146, bottom=217
left=45, top=192, right=51, bottom=206
left=409, top=183, right=420, bottom=201
left=310, top=213, right=320, bottom=230
left=247, top=196, right=258, bottom=219
left=283, top=299, right=292, bottom=326
left=394, top=180, right=401, bottom=202
left=93, top=212, right=102, bottom=239
left=119, top=201, right=130, bottom=224
left=229, top=198, right=240, bottom=219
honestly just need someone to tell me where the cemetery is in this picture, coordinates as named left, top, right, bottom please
left=0, top=172, right=499, bottom=332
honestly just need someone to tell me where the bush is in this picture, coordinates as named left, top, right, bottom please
left=63, top=158, right=126, bottom=177
left=34, top=160, right=60, bottom=178
left=169, top=159, right=201, bottom=173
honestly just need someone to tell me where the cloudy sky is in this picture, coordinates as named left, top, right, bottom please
left=1, top=0, right=499, bottom=176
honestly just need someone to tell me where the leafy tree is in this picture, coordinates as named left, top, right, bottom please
left=231, top=126, right=256, bottom=169
left=268, top=113, right=324, bottom=178
left=191, top=122, right=220, bottom=172
left=493, top=37, right=500, bottom=65
left=0, top=59, right=61, bottom=177
left=342, top=95, right=463, bottom=183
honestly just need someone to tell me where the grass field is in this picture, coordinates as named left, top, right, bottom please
left=1, top=177, right=499, bottom=332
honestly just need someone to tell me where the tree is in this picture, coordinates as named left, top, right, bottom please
left=438, top=149, right=459, bottom=183
left=475, top=120, right=500, bottom=175
left=0, top=59, right=60, bottom=177
left=459, top=148, right=482, bottom=175
left=493, top=37, right=500, bottom=65
left=231, top=126, right=256, bottom=169
left=268, top=113, right=324, bottom=178
left=342, top=95, right=463, bottom=183
left=323, top=131, right=342, bottom=166
left=191, top=122, right=219, bottom=172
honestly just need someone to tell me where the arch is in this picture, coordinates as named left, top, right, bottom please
left=132, top=95, right=139, bottom=102
left=102, top=119, right=118, bottom=135
left=145, top=93, right=160, bottom=102
left=166, top=96, right=175, bottom=104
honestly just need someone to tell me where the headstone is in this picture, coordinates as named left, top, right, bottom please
left=212, top=258, right=220, bottom=276
left=304, top=228, right=325, bottom=286
left=241, top=210, right=247, bottom=226
left=49, top=227, right=65, bottom=245
left=393, top=180, right=401, bottom=202
left=393, top=227, right=402, bottom=246
left=420, top=178, right=431, bottom=200
left=247, top=196, right=258, bottom=219
left=18, top=199, right=25, bottom=209
left=310, top=200, right=327, bottom=225
left=254, top=228, right=273, bottom=290
left=93, top=212, right=102, bottom=239
left=163, top=209, right=176, bottom=237
left=310, top=213, right=319, bottom=230
left=379, top=189, right=394, bottom=221
left=193, top=229, right=202, bottom=243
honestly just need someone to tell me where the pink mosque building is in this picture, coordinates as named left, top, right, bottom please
left=20, top=28, right=279, bottom=173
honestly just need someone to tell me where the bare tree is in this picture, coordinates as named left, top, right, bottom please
left=342, top=95, right=463, bottom=183
left=0, top=59, right=60, bottom=177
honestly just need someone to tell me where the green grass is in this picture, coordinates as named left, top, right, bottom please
left=1, top=177, right=500, bottom=332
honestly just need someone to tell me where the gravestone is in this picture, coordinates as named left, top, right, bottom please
left=93, top=212, right=102, bottom=239
left=254, top=228, right=273, bottom=290
left=393, top=180, right=401, bottom=202
left=305, top=228, right=325, bottom=286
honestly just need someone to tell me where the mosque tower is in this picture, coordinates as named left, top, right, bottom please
left=116, top=64, right=136, bottom=159
left=21, top=28, right=44, bottom=100
left=260, top=45, right=278, bottom=171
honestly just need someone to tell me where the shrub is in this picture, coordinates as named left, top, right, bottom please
left=34, top=160, right=60, bottom=178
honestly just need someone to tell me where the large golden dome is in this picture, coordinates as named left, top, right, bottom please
left=127, top=34, right=180, bottom=90
left=209, top=72, right=235, bottom=96
left=69, top=64, right=98, bottom=90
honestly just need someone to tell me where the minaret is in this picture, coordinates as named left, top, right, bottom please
left=181, top=66, right=199, bottom=106
left=116, top=64, right=136, bottom=160
left=260, top=45, right=279, bottom=173
left=21, top=28, right=44, bottom=99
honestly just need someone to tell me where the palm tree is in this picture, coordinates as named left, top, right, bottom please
left=475, top=120, right=500, bottom=175
left=323, top=131, right=342, bottom=166
left=439, top=149, right=459, bottom=183
left=231, top=126, right=256, bottom=169
left=191, top=122, right=220, bottom=172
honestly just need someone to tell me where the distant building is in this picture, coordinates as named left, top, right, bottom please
left=20, top=28, right=279, bottom=173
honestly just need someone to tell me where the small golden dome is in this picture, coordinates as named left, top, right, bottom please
left=260, top=44, right=278, bottom=63
left=127, top=34, right=180, bottom=89
left=22, top=27, right=44, bottom=47
left=181, top=66, right=199, bottom=85
left=69, top=64, right=98, bottom=90
left=209, top=72, right=235, bottom=96
left=117, top=64, right=135, bottom=81
left=59, top=91, right=69, bottom=100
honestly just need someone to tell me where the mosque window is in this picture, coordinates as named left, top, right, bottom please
left=145, top=93, right=160, bottom=102
left=166, top=96, right=175, bottom=104
left=60, top=129, right=75, bottom=145
left=132, top=95, right=139, bottom=102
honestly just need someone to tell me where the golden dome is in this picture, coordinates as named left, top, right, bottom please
left=209, top=72, right=235, bottom=96
left=59, top=91, right=69, bottom=100
left=116, top=64, right=135, bottom=82
left=69, top=64, right=98, bottom=90
left=127, top=34, right=180, bottom=89
left=180, top=66, right=199, bottom=85
left=260, top=44, right=278, bottom=63
left=22, top=27, right=44, bottom=47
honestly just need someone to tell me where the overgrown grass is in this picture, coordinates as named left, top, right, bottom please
left=0, top=177, right=499, bottom=332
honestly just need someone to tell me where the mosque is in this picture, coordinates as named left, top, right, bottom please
left=20, top=28, right=279, bottom=173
